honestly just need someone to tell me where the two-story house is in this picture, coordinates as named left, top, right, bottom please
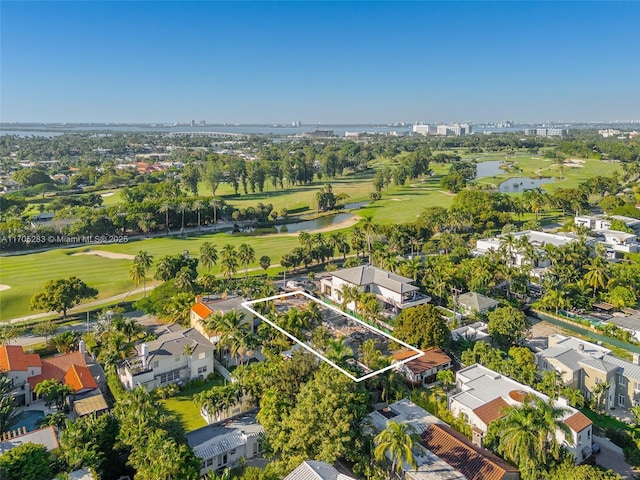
left=449, top=364, right=593, bottom=463
left=190, top=295, right=257, bottom=344
left=537, top=334, right=640, bottom=410
left=118, top=325, right=215, bottom=391
left=320, top=264, right=430, bottom=316
left=1, top=346, right=99, bottom=406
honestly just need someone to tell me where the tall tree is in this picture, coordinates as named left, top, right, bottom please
left=374, top=421, right=419, bottom=479
left=30, top=277, right=98, bottom=319
left=238, top=243, right=256, bottom=277
left=220, top=244, right=239, bottom=280
left=0, top=373, right=19, bottom=436
left=200, top=242, right=219, bottom=274
left=0, top=443, right=52, bottom=480
left=487, top=306, right=529, bottom=348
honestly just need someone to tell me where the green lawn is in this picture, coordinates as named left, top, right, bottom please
left=1, top=152, right=622, bottom=321
left=159, top=376, right=225, bottom=432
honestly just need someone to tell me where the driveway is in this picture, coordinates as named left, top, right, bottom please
left=594, top=436, right=638, bottom=479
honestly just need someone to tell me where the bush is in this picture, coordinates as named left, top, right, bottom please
left=606, top=427, right=635, bottom=448
left=183, top=378, right=205, bottom=390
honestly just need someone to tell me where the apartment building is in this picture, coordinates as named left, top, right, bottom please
left=537, top=334, right=640, bottom=411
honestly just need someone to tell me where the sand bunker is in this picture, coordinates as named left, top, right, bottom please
left=0, top=285, right=10, bottom=292
left=72, top=250, right=135, bottom=260
left=101, top=192, right=115, bottom=197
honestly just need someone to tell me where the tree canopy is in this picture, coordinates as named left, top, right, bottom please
left=393, top=304, right=451, bottom=350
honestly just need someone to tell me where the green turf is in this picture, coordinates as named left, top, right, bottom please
left=1, top=152, right=622, bottom=321
left=159, top=376, right=225, bottom=432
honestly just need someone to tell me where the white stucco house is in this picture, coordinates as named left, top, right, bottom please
left=118, top=324, right=215, bottom=391
left=320, top=264, right=430, bottom=315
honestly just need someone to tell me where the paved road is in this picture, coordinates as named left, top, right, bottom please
left=10, top=310, right=165, bottom=348
left=4, top=286, right=158, bottom=325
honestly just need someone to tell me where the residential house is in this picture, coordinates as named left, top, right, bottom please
left=419, top=424, right=520, bottom=480
left=0, top=426, right=59, bottom=454
left=367, top=399, right=519, bottom=480
left=456, top=292, right=500, bottom=316
left=118, top=325, right=215, bottom=391
left=451, top=322, right=491, bottom=343
left=284, top=461, right=356, bottom=480
left=0, top=345, right=42, bottom=406
left=575, top=214, right=640, bottom=235
left=0, top=346, right=100, bottom=406
left=320, top=264, right=431, bottom=316
left=537, top=334, right=640, bottom=411
left=392, top=348, right=453, bottom=386
left=190, top=294, right=257, bottom=344
left=186, top=414, right=263, bottom=477
left=449, top=364, right=593, bottom=463
left=474, top=230, right=589, bottom=269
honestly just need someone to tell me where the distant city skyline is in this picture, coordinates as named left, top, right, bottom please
left=2, top=2, right=639, bottom=124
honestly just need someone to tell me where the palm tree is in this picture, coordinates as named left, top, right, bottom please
left=436, top=369, right=455, bottom=391
left=341, top=284, right=363, bottom=314
left=119, top=317, right=143, bottom=343
left=324, top=338, right=354, bottom=364
left=496, top=397, right=571, bottom=479
left=192, top=200, right=204, bottom=228
left=584, top=257, right=611, bottom=299
left=174, top=267, right=195, bottom=292
left=329, top=231, right=349, bottom=259
left=200, top=242, right=218, bottom=274
left=132, top=251, right=153, bottom=296
left=374, top=421, right=419, bottom=479
left=178, top=201, right=189, bottom=233
left=209, top=197, right=223, bottom=228
left=203, top=310, right=246, bottom=360
left=159, top=201, right=172, bottom=232
left=350, top=227, right=366, bottom=257
left=593, top=380, right=611, bottom=413
left=360, top=216, right=379, bottom=263
left=237, top=243, right=256, bottom=277
left=540, top=288, right=567, bottom=315
left=220, top=244, right=239, bottom=280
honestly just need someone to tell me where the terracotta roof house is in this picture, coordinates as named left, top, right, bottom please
left=393, top=348, right=453, bottom=386
left=1, top=346, right=99, bottom=406
left=420, top=424, right=520, bottom=480
left=190, top=295, right=257, bottom=346
left=367, top=399, right=518, bottom=480
left=450, top=364, right=593, bottom=463
left=28, top=351, right=98, bottom=394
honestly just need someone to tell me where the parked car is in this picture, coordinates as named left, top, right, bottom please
left=592, top=441, right=601, bottom=455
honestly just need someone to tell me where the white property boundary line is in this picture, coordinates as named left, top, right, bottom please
left=241, top=290, right=424, bottom=382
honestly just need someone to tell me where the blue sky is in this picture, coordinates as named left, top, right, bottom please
left=1, top=1, right=639, bottom=123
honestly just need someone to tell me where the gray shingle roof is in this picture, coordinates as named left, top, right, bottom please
left=457, top=292, right=500, bottom=312
left=578, top=357, right=619, bottom=374
left=603, top=355, right=640, bottom=382
left=137, top=325, right=215, bottom=362
left=331, top=265, right=418, bottom=294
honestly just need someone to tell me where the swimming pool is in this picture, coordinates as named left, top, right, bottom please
left=12, top=410, right=45, bottom=433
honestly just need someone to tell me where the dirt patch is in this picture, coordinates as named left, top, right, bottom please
left=0, top=285, right=10, bottom=292
left=72, top=250, right=135, bottom=260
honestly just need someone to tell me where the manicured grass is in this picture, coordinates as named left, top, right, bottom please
left=581, top=408, right=633, bottom=432
left=2, top=151, right=622, bottom=321
left=159, top=376, right=225, bottom=432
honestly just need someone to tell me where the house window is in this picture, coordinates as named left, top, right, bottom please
left=618, top=395, right=626, bottom=407
left=175, top=356, right=181, bottom=362
left=199, top=352, right=206, bottom=360
left=588, top=429, right=591, bottom=439
left=634, top=382, right=640, bottom=392
left=159, top=370, right=180, bottom=384
left=619, top=377, right=626, bottom=386
left=198, top=366, right=208, bottom=374
left=153, top=361, right=159, bottom=368
left=230, top=449, right=236, bottom=455
left=595, top=378, right=602, bottom=384
left=206, top=458, right=214, bottom=467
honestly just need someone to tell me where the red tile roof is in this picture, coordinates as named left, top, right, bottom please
left=393, top=348, right=451, bottom=375
left=564, top=411, right=592, bottom=433
left=28, top=351, right=97, bottom=392
left=472, top=397, right=510, bottom=427
left=0, top=346, right=42, bottom=372
left=421, top=424, right=519, bottom=480
left=63, top=364, right=98, bottom=392
left=191, top=302, right=213, bottom=319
